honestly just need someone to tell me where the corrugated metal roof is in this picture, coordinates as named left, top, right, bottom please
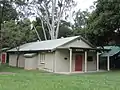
left=101, top=46, right=120, bottom=57
left=8, top=36, right=80, bottom=52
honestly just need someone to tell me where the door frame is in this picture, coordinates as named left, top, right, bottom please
left=75, top=55, right=82, bottom=71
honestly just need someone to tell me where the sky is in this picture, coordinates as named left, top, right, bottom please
left=75, top=0, right=96, bottom=11
left=67, top=0, right=96, bottom=23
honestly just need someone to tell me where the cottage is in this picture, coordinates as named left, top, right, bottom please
left=7, top=36, right=108, bottom=73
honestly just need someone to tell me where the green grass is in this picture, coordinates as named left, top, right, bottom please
left=0, top=65, right=120, bottom=90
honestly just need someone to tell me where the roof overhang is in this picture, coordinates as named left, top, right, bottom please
left=56, top=47, right=110, bottom=52
left=7, top=49, right=53, bottom=53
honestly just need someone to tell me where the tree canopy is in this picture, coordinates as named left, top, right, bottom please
left=86, top=0, right=120, bottom=46
left=0, top=0, right=18, bottom=22
left=17, top=0, right=76, bottom=39
left=2, top=19, right=37, bottom=48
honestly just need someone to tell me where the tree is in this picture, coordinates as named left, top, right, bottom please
left=74, top=9, right=90, bottom=29
left=0, top=0, right=18, bottom=22
left=2, top=19, right=37, bottom=66
left=0, top=0, right=18, bottom=62
left=58, top=20, right=72, bottom=38
left=73, top=10, right=90, bottom=38
left=33, top=18, right=73, bottom=40
left=32, top=17, right=50, bottom=41
left=86, top=0, right=120, bottom=46
left=15, top=0, right=76, bottom=40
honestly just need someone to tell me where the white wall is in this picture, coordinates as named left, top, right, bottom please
left=38, top=52, right=55, bottom=72
left=87, top=52, right=97, bottom=71
left=55, top=50, right=70, bottom=72
left=9, top=53, right=25, bottom=67
left=24, top=55, right=38, bottom=70
left=59, top=39, right=92, bottom=48
left=44, top=52, right=54, bottom=72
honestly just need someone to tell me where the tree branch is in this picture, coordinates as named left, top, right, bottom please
left=39, top=16, right=47, bottom=40
left=55, top=3, right=65, bottom=39
left=33, top=25, right=41, bottom=41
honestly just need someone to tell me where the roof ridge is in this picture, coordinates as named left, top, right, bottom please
left=36, top=36, right=79, bottom=43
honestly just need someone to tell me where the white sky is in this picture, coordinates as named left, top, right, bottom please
left=67, top=0, right=96, bottom=23
left=75, top=0, right=96, bottom=11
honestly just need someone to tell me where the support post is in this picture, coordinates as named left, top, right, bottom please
left=97, top=52, right=100, bottom=71
left=69, top=49, right=72, bottom=73
left=107, top=56, right=110, bottom=71
left=85, top=51, right=87, bottom=72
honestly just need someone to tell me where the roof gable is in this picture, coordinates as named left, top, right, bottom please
left=58, top=37, right=92, bottom=48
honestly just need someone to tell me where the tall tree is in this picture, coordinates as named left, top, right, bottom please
left=73, top=10, right=90, bottom=38
left=0, top=0, right=18, bottom=62
left=58, top=20, right=73, bottom=38
left=86, top=0, right=120, bottom=46
left=74, top=9, right=90, bottom=29
left=0, top=0, right=18, bottom=22
left=2, top=19, right=37, bottom=48
left=33, top=18, right=73, bottom=40
left=15, top=0, right=76, bottom=40
left=1, top=19, right=37, bottom=66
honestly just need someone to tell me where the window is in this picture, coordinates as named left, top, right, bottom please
left=87, top=56, right=93, bottom=61
left=40, top=53, right=45, bottom=64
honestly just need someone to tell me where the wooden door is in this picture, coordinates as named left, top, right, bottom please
left=75, top=55, right=82, bottom=71
left=2, top=54, right=6, bottom=64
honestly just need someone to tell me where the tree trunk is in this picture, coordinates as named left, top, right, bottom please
left=51, top=0, right=56, bottom=39
left=16, top=47, right=20, bottom=67
left=33, top=26, right=41, bottom=41
left=16, top=53, right=20, bottom=67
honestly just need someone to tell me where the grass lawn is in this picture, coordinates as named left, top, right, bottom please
left=0, top=65, right=120, bottom=90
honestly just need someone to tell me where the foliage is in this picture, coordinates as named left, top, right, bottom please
left=73, top=10, right=90, bottom=39
left=58, top=20, right=73, bottom=38
left=86, top=0, right=120, bottom=46
left=2, top=19, right=37, bottom=48
left=16, top=0, right=76, bottom=39
left=33, top=18, right=73, bottom=40
left=74, top=9, right=90, bottom=29
left=0, top=0, right=18, bottom=22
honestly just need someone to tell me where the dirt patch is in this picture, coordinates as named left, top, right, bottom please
left=0, top=72, right=15, bottom=75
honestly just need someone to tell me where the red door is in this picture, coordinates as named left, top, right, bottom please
left=2, top=54, right=6, bottom=64
left=75, top=55, right=82, bottom=71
